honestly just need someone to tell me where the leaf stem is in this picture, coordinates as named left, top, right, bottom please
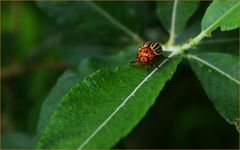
left=164, top=1, right=240, bottom=55
left=163, top=31, right=207, bottom=55
left=89, top=1, right=144, bottom=44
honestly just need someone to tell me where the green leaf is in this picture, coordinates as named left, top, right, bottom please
left=156, top=1, right=199, bottom=37
left=187, top=52, right=239, bottom=130
left=202, top=0, right=240, bottom=36
left=36, top=1, right=145, bottom=65
left=37, top=56, right=181, bottom=148
left=36, top=1, right=142, bottom=43
left=37, top=47, right=137, bottom=134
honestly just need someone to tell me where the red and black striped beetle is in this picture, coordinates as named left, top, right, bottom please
left=134, top=41, right=163, bottom=65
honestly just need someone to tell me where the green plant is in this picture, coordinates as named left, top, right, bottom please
left=4, top=0, right=238, bottom=149
left=36, top=0, right=239, bottom=148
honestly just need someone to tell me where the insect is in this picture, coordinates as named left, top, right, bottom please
left=134, top=41, right=163, bottom=65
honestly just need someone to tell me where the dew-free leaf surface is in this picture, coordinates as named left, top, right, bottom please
left=36, top=1, right=143, bottom=43
left=187, top=52, right=239, bottom=129
left=37, top=48, right=137, bottom=134
left=202, top=0, right=240, bottom=36
left=37, top=56, right=181, bottom=149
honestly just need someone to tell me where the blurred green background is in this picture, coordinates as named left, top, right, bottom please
left=1, top=1, right=239, bottom=149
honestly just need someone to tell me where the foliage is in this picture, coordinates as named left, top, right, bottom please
left=156, top=1, right=199, bottom=43
left=201, top=0, right=240, bottom=36
left=187, top=52, right=239, bottom=126
left=37, top=57, right=181, bottom=148
left=1, top=0, right=239, bottom=149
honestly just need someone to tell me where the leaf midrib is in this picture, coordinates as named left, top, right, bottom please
left=88, top=1, right=143, bottom=43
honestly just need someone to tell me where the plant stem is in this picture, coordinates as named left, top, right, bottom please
left=167, top=0, right=178, bottom=46
left=163, top=31, right=207, bottom=55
